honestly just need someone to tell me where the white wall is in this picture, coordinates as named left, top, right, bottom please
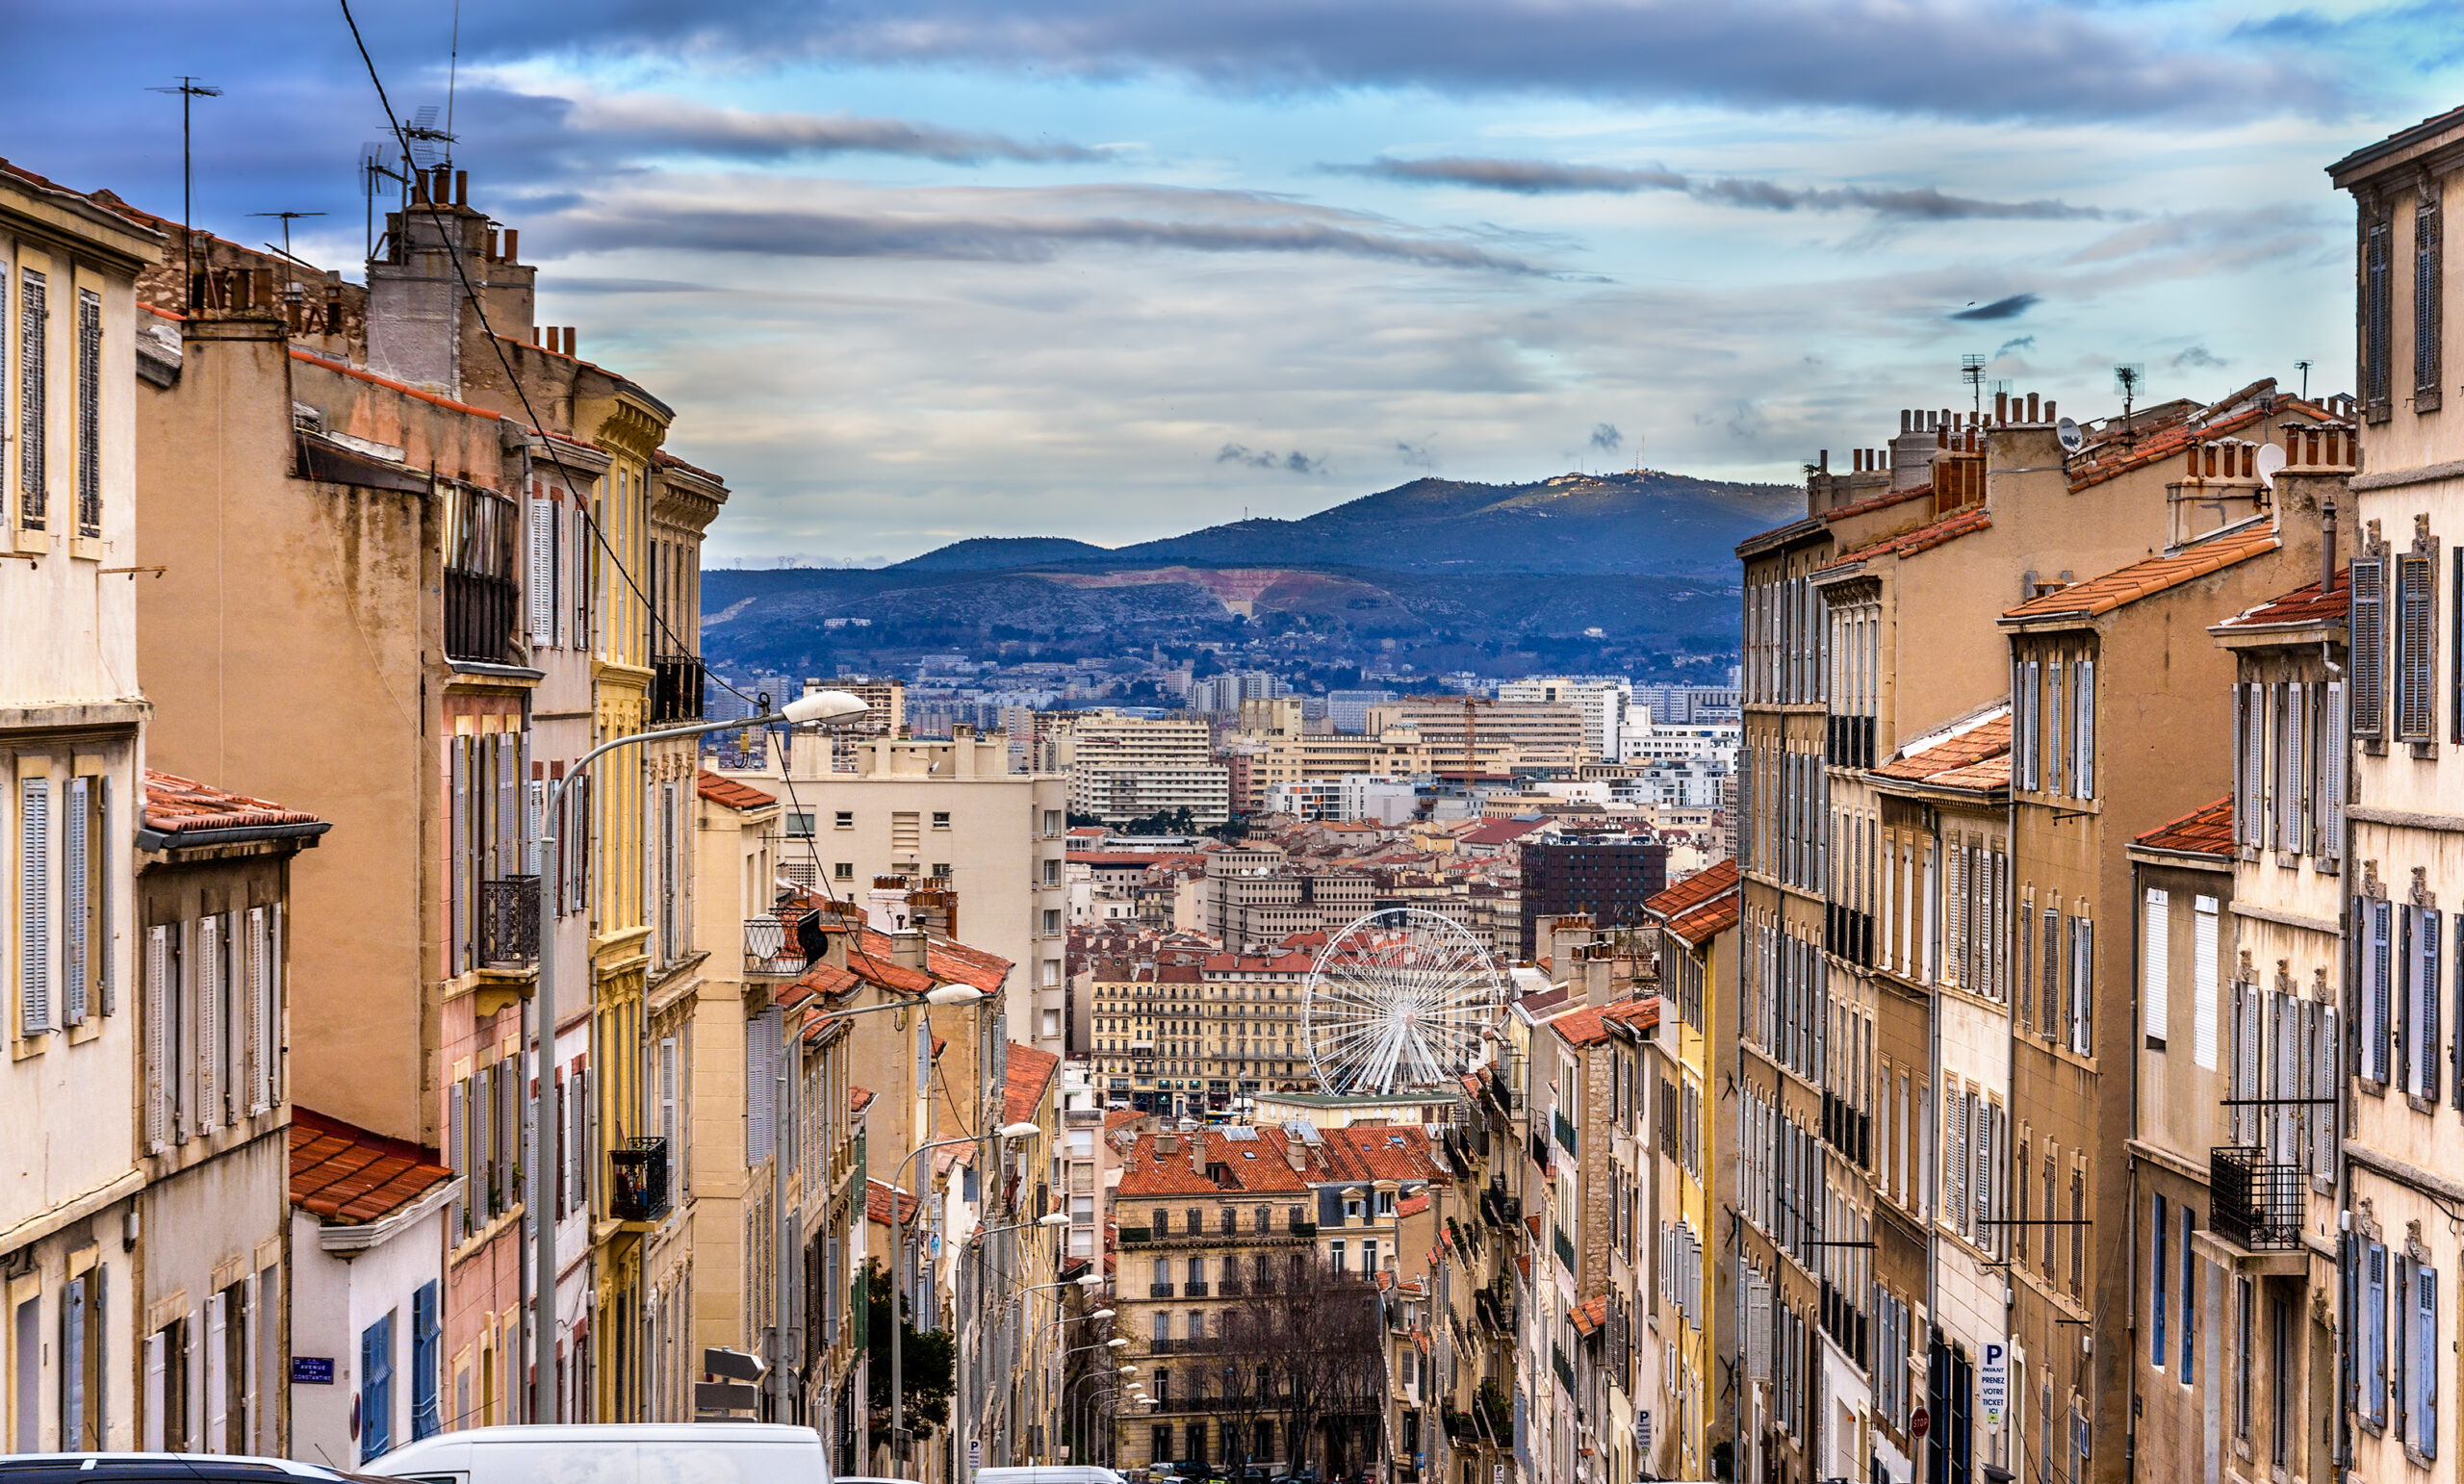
left=288, top=1204, right=447, bottom=1468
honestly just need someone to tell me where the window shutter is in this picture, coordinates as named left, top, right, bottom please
left=2019, top=660, right=2040, bottom=789
left=498, top=736, right=519, bottom=887
left=2143, top=889, right=2170, bottom=1042
left=195, top=913, right=222, bottom=1130
left=20, top=777, right=52, bottom=1034
left=95, top=774, right=113, bottom=1017
left=2397, top=554, right=2436, bottom=741
left=2375, top=899, right=2396, bottom=1084
left=2046, top=662, right=2066, bottom=799
left=205, top=1290, right=228, bottom=1446
left=2318, top=1006, right=2341, bottom=1177
left=2041, top=907, right=2060, bottom=1039
left=1944, top=842, right=1965, bottom=987
left=246, top=908, right=272, bottom=1115
left=2323, top=681, right=2347, bottom=862
left=20, top=269, right=48, bottom=525
left=144, top=925, right=171, bottom=1153
left=2193, top=897, right=2220, bottom=1071
left=63, top=776, right=89, bottom=1024
left=1944, top=1088, right=1967, bottom=1238
left=1971, top=1096, right=1992, bottom=1241
left=2421, top=908, right=2444, bottom=1106
left=267, top=904, right=283, bottom=1105
left=747, top=1010, right=780, bottom=1167
left=2419, top=196, right=2444, bottom=402
left=2285, top=681, right=2307, bottom=855
left=2352, top=557, right=2387, bottom=737
left=2075, top=658, right=2095, bottom=797
left=450, top=739, right=471, bottom=975
left=526, top=780, right=547, bottom=879
left=527, top=498, right=555, bottom=645
left=2367, top=217, right=2394, bottom=410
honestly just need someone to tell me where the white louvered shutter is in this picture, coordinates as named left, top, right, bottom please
left=1944, top=843, right=1965, bottom=988
left=2323, top=683, right=2347, bottom=863
left=498, top=737, right=519, bottom=885
left=2193, top=897, right=2220, bottom=1070
left=205, top=1291, right=228, bottom=1446
left=450, top=740, right=471, bottom=974
left=528, top=497, right=555, bottom=645
left=195, top=914, right=222, bottom=1131
left=526, top=780, right=546, bottom=878
left=2317, top=1006, right=2341, bottom=1177
left=246, top=908, right=271, bottom=1115
left=747, top=1010, right=779, bottom=1167
left=1945, top=1089, right=1967, bottom=1238
left=2143, top=889, right=2170, bottom=1042
left=267, top=904, right=283, bottom=1105
left=1971, top=1096, right=1992, bottom=1241
left=20, top=777, right=52, bottom=1034
left=2285, top=682, right=2307, bottom=854
left=2075, top=659, right=2095, bottom=797
left=64, top=776, right=90, bottom=1024
left=660, top=1036, right=680, bottom=1207
left=95, top=774, right=113, bottom=1016
left=448, top=1082, right=468, bottom=1238
left=144, top=925, right=171, bottom=1152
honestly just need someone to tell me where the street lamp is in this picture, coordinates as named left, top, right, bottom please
left=528, top=687, right=867, bottom=1423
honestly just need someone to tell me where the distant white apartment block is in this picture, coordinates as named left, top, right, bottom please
left=1497, top=675, right=1633, bottom=759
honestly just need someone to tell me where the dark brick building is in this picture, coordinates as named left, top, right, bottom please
left=1518, top=835, right=1669, bottom=959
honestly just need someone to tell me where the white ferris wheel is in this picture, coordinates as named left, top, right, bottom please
left=1302, top=908, right=1506, bottom=1096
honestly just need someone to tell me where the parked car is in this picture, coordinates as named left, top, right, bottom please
left=0, top=1461, right=378, bottom=1484
left=974, top=1469, right=1127, bottom=1484
left=369, top=1422, right=833, bottom=1484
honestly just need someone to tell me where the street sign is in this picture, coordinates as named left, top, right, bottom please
left=695, top=1380, right=759, bottom=1416
left=291, top=1357, right=334, bottom=1385
left=1910, top=1406, right=1931, bottom=1441
left=1980, top=1343, right=2008, bottom=1432
left=1494, top=1465, right=1506, bottom=1484
left=1637, top=1409, right=1653, bottom=1453
left=970, top=1440, right=983, bottom=1471
left=704, top=1346, right=765, bottom=1383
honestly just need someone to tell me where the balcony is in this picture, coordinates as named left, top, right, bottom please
left=1825, top=903, right=1875, bottom=970
left=1551, top=1343, right=1574, bottom=1392
left=609, top=1137, right=672, bottom=1223
left=478, top=876, right=540, bottom=969
left=1148, top=1283, right=1175, bottom=1298
left=1553, top=1110, right=1578, bottom=1158
left=745, top=911, right=820, bottom=977
left=1825, top=713, right=1877, bottom=770
left=445, top=568, right=519, bottom=665
left=1184, top=1281, right=1209, bottom=1297
left=653, top=652, right=706, bottom=725
left=2211, top=1146, right=2303, bottom=1251
left=1553, top=1225, right=1576, bottom=1272
left=1528, top=1131, right=1553, bottom=1175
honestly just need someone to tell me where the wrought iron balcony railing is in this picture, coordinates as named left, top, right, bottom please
left=745, top=912, right=820, bottom=977
left=445, top=569, right=519, bottom=665
left=478, top=876, right=540, bottom=968
left=610, top=1137, right=672, bottom=1223
left=653, top=652, right=706, bottom=725
left=2211, top=1145, right=2303, bottom=1251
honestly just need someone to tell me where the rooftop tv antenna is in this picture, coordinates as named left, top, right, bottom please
left=359, top=142, right=407, bottom=257
left=2295, top=359, right=2313, bottom=400
left=147, top=77, right=222, bottom=311
left=2113, top=364, right=2145, bottom=440
left=247, top=211, right=325, bottom=259
left=403, top=105, right=457, bottom=170
left=1962, top=353, right=1988, bottom=416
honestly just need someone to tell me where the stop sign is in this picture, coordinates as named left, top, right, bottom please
left=1911, top=1406, right=1932, bottom=1440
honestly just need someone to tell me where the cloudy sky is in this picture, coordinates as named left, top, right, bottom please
left=7, top=1, right=2460, bottom=564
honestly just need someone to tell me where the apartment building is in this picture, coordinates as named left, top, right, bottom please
left=136, top=775, right=326, bottom=1458
left=1111, top=1122, right=1445, bottom=1476
left=1369, top=701, right=1587, bottom=775
left=1057, top=712, right=1231, bottom=827
left=1200, top=845, right=1374, bottom=953
left=1084, top=938, right=1315, bottom=1114
left=725, top=722, right=1068, bottom=1050
left=1497, top=678, right=1633, bottom=762
left=1518, top=837, right=1669, bottom=959
left=1639, top=860, right=1738, bottom=1481
left=0, top=161, right=157, bottom=1455
left=2330, top=111, right=2464, bottom=1484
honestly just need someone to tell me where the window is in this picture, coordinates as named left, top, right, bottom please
left=2071, top=658, right=2095, bottom=798
left=359, top=1311, right=395, bottom=1462
left=834, top=862, right=854, bottom=882
left=59, top=1267, right=103, bottom=1449
left=2413, top=1261, right=2440, bottom=1457
left=2366, top=1241, right=2389, bottom=1426
left=2180, top=1206, right=2195, bottom=1378
left=76, top=288, right=101, bottom=537
left=2066, top=916, right=2094, bottom=1055
left=2361, top=896, right=2395, bottom=1084
left=2143, top=889, right=2169, bottom=1048
left=2367, top=216, right=2394, bottom=414
left=2420, top=194, right=2445, bottom=405
left=931, top=862, right=950, bottom=879
left=1043, top=908, right=1062, bottom=935
left=410, top=1283, right=440, bottom=1440
left=19, top=269, right=46, bottom=528
left=2354, top=555, right=2388, bottom=738
left=2150, top=1194, right=2169, bottom=1365
left=2396, top=550, right=2438, bottom=743
left=932, top=811, right=950, bottom=829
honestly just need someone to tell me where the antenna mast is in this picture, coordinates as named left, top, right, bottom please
left=1962, top=353, right=1987, bottom=417
left=248, top=211, right=326, bottom=260
left=2113, top=364, right=2144, bottom=441
left=148, top=77, right=222, bottom=311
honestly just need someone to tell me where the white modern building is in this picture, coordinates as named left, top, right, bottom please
left=1499, top=676, right=1634, bottom=760
left=1052, top=711, right=1231, bottom=827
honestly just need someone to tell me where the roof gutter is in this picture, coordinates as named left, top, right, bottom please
left=312, top=1174, right=463, bottom=1255
left=139, top=819, right=332, bottom=853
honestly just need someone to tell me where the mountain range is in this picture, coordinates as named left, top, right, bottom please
left=704, top=469, right=1799, bottom=678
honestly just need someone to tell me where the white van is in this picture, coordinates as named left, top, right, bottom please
left=974, top=1469, right=1127, bottom=1484
left=369, top=1422, right=833, bottom=1484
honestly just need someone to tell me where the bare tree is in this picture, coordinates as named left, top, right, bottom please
left=1220, top=1267, right=1387, bottom=1478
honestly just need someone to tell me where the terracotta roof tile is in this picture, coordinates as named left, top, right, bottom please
left=143, top=769, right=322, bottom=836
left=2003, top=523, right=2281, bottom=623
left=2135, top=795, right=2235, bottom=858
left=1821, top=484, right=1935, bottom=522
left=1646, top=858, right=1736, bottom=919
left=290, top=1108, right=452, bottom=1225
left=850, top=1086, right=877, bottom=1114
left=866, top=1179, right=922, bottom=1227
left=1928, top=754, right=2012, bottom=791
left=1817, top=506, right=1991, bottom=573
left=1601, top=997, right=1664, bottom=1031
left=1002, top=1042, right=1062, bottom=1127
left=1874, top=710, right=2012, bottom=782
left=697, top=771, right=776, bottom=810
left=2215, top=566, right=2350, bottom=632
left=1665, top=893, right=1740, bottom=946
left=1118, top=1127, right=1313, bottom=1196
left=652, top=448, right=728, bottom=487
left=1572, top=1295, right=1608, bottom=1337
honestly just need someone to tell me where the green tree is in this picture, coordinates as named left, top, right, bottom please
left=860, top=1258, right=955, bottom=1446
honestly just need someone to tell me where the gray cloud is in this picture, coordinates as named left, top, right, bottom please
left=1218, top=444, right=1325, bottom=474
left=2171, top=344, right=2227, bottom=370
left=566, top=93, right=1106, bottom=165
left=1589, top=422, right=1623, bottom=453
left=1992, top=336, right=2036, bottom=357
left=1395, top=440, right=1440, bottom=470
left=537, top=182, right=1553, bottom=272
left=1950, top=294, right=2039, bottom=320
left=1344, top=156, right=2116, bottom=222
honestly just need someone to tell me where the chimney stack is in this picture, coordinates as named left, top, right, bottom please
left=891, top=930, right=927, bottom=970
left=2322, top=490, right=2338, bottom=596
left=454, top=169, right=469, bottom=206
left=1995, top=391, right=2009, bottom=424
left=2026, top=393, right=2040, bottom=422
left=503, top=228, right=519, bottom=262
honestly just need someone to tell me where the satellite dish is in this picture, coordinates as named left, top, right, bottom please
left=2056, top=418, right=2084, bottom=454
left=2254, top=443, right=2287, bottom=489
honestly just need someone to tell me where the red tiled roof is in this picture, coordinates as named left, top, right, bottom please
left=2216, top=566, right=2349, bottom=632
left=1667, top=890, right=1740, bottom=945
left=1818, top=506, right=1991, bottom=573
left=866, top=1179, right=922, bottom=1227
left=1106, top=1107, right=1145, bottom=1132
left=2003, top=523, right=2280, bottom=623
left=926, top=934, right=1013, bottom=993
left=2135, top=795, right=2235, bottom=858
left=1397, top=1190, right=1430, bottom=1217
left=290, top=1108, right=452, bottom=1225
left=291, top=346, right=504, bottom=425
left=1929, top=754, right=2013, bottom=791
left=1003, top=1043, right=1061, bottom=1127
left=1321, top=1123, right=1443, bottom=1183
left=850, top=1086, right=877, bottom=1114
left=1874, top=711, right=2012, bottom=782
left=653, top=448, right=728, bottom=486
left=144, top=769, right=322, bottom=836
left=1548, top=1003, right=1613, bottom=1050
left=1458, top=818, right=1545, bottom=847
left=1821, top=483, right=1934, bottom=523
left=1571, top=1295, right=1607, bottom=1337
left=1646, top=857, right=1736, bottom=919
left=2063, top=386, right=2345, bottom=492
left=1601, top=997, right=1664, bottom=1031
left=1118, top=1127, right=1312, bottom=1196
left=697, top=771, right=775, bottom=809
